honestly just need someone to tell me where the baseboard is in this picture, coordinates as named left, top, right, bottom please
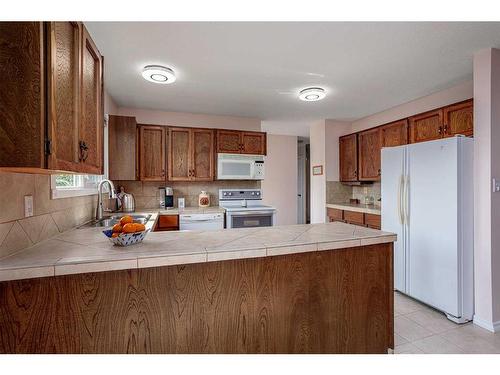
left=473, top=315, right=500, bottom=333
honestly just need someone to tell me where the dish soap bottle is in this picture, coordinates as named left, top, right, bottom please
left=198, top=191, right=210, bottom=208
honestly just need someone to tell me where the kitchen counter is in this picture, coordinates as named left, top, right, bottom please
left=146, top=206, right=226, bottom=215
left=0, top=211, right=395, bottom=282
left=327, top=202, right=381, bottom=215
left=0, top=212, right=396, bottom=354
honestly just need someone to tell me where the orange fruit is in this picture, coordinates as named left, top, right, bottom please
left=112, top=233, right=119, bottom=238
left=119, top=215, right=133, bottom=226
left=122, top=223, right=136, bottom=233
left=134, top=223, right=146, bottom=232
left=112, top=223, right=123, bottom=233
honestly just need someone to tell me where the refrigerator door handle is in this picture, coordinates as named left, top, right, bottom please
left=403, top=175, right=410, bottom=225
left=398, top=175, right=404, bottom=224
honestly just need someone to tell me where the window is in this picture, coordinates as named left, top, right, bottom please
left=51, top=174, right=106, bottom=199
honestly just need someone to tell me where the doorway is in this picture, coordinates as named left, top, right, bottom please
left=297, top=138, right=310, bottom=224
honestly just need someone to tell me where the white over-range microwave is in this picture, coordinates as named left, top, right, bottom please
left=217, top=153, right=265, bottom=180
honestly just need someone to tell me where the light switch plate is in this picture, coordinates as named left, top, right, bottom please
left=24, top=195, right=34, bottom=217
left=493, top=178, right=500, bottom=193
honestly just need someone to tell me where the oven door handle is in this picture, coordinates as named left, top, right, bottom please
left=229, top=211, right=275, bottom=216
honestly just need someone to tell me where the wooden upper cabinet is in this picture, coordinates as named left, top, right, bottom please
left=0, top=22, right=104, bottom=174
left=191, top=129, right=215, bottom=181
left=108, top=115, right=137, bottom=180
left=339, top=134, right=358, bottom=182
left=139, top=125, right=166, bottom=181
left=444, top=100, right=473, bottom=137
left=46, top=22, right=81, bottom=172
left=216, top=130, right=267, bottom=155
left=0, top=22, right=45, bottom=168
left=78, top=25, right=103, bottom=174
left=168, top=127, right=215, bottom=181
left=241, top=132, right=266, bottom=155
left=358, top=127, right=382, bottom=181
left=168, top=127, right=191, bottom=181
left=216, top=130, right=241, bottom=153
left=409, top=109, right=444, bottom=144
left=381, top=119, right=408, bottom=147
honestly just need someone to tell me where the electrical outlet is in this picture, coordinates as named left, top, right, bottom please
left=493, top=178, right=500, bottom=193
left=24, top=195, right=34, bottom=217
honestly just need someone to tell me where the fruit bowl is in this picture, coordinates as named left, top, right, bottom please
left=102, top=215, right=150, bottom=247
left=103, top=228, right=149, bottom=246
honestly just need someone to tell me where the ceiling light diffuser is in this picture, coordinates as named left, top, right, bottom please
left=298, top=87, right=326, bottom=101
left=142, top=65, right=176, bottom=84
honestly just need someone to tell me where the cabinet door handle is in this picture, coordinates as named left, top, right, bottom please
left=443, top=125, right=448, bottom=134
left=161, top=169, right=165, bottom=177
left=438, top=126, right=442, bottom=135
left=79, top=141, right=89, bottom=162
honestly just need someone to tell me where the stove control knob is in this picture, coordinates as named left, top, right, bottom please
left=223, top=192, right=227, bottom=196
left=228, top=192, right=232, bottom=196
left=251, top=192, right=255, bottom=196
left=256, top=192, right=260, bottom=196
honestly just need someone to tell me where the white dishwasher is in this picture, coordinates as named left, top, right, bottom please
left=179, top=213, right=224, bottom=231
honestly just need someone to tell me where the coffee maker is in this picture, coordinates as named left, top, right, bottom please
left=159, top=187, right=174, bottom=209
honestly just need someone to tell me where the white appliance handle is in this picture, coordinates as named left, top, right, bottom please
left=403, top=175, right=409, bottom=225
left=397, top=175, right=404, bottom=224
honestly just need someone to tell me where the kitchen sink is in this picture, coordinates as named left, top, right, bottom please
left=78, top=214, right=152, bottom=228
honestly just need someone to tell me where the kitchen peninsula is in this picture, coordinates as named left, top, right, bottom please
left=0, top=217, right=396, bottom=354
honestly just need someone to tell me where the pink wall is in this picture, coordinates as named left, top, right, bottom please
left=473, top=48, right=500, bottom=332
left=350, top=80, right=473, bottom=133
left=118, top=107, right=261, bottom=131
left=261, top=134, right=298, bottom=226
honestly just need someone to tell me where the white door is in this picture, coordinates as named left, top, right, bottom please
left=406, top=138, right=459, bottom=317
left=381, top=145, right=406, bottom=292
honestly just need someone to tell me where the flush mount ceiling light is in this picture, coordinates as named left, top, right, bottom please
left=142, top=65, right=176, bottom=84
left=298, top=87, right=326, bottom=102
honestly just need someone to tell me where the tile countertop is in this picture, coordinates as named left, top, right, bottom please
left=326, top=202, right=381, bottom=215
left=0, top=210, right=395, bottom=282
left=138, top=206, right=226, bottom=215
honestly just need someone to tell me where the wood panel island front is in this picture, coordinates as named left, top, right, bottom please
left=0, top=216, right=396, bottom=354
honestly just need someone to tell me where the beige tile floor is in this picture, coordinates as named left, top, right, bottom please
left=394, top=291, right=500, bottom=354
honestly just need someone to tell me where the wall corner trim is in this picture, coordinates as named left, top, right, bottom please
left=472, top=315, right=500, bottom=333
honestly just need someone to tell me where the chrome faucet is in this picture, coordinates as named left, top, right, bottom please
left=96, top=179, right=116, bottom=220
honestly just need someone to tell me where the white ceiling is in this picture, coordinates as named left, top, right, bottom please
left=86, top=22, right=500, bottom=136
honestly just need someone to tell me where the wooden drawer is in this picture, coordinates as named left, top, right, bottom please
left=327, top=208, right=343, bottom=222
left=156, top=215, right=179, bottom=231
left=343, top=210, right=365, bottom=226
left=364, top=213, right=381, bottom=230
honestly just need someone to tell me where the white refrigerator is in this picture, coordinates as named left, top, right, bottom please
left=381, top=136, right=473, bottom=323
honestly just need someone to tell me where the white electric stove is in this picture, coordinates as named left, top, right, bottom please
left=219, top=189, right=277, bottom=229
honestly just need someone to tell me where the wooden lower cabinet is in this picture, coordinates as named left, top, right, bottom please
left=155, top=215, right=179, bottom=231
left=365, top=213, right=381, bottom=230
left=343, top=210, right=365, bottom=226
left=0, top=244, right=394, bottom=353
left=327, top=209, right=381, bottom=230
left=327, top=208, right=343, bottom=222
